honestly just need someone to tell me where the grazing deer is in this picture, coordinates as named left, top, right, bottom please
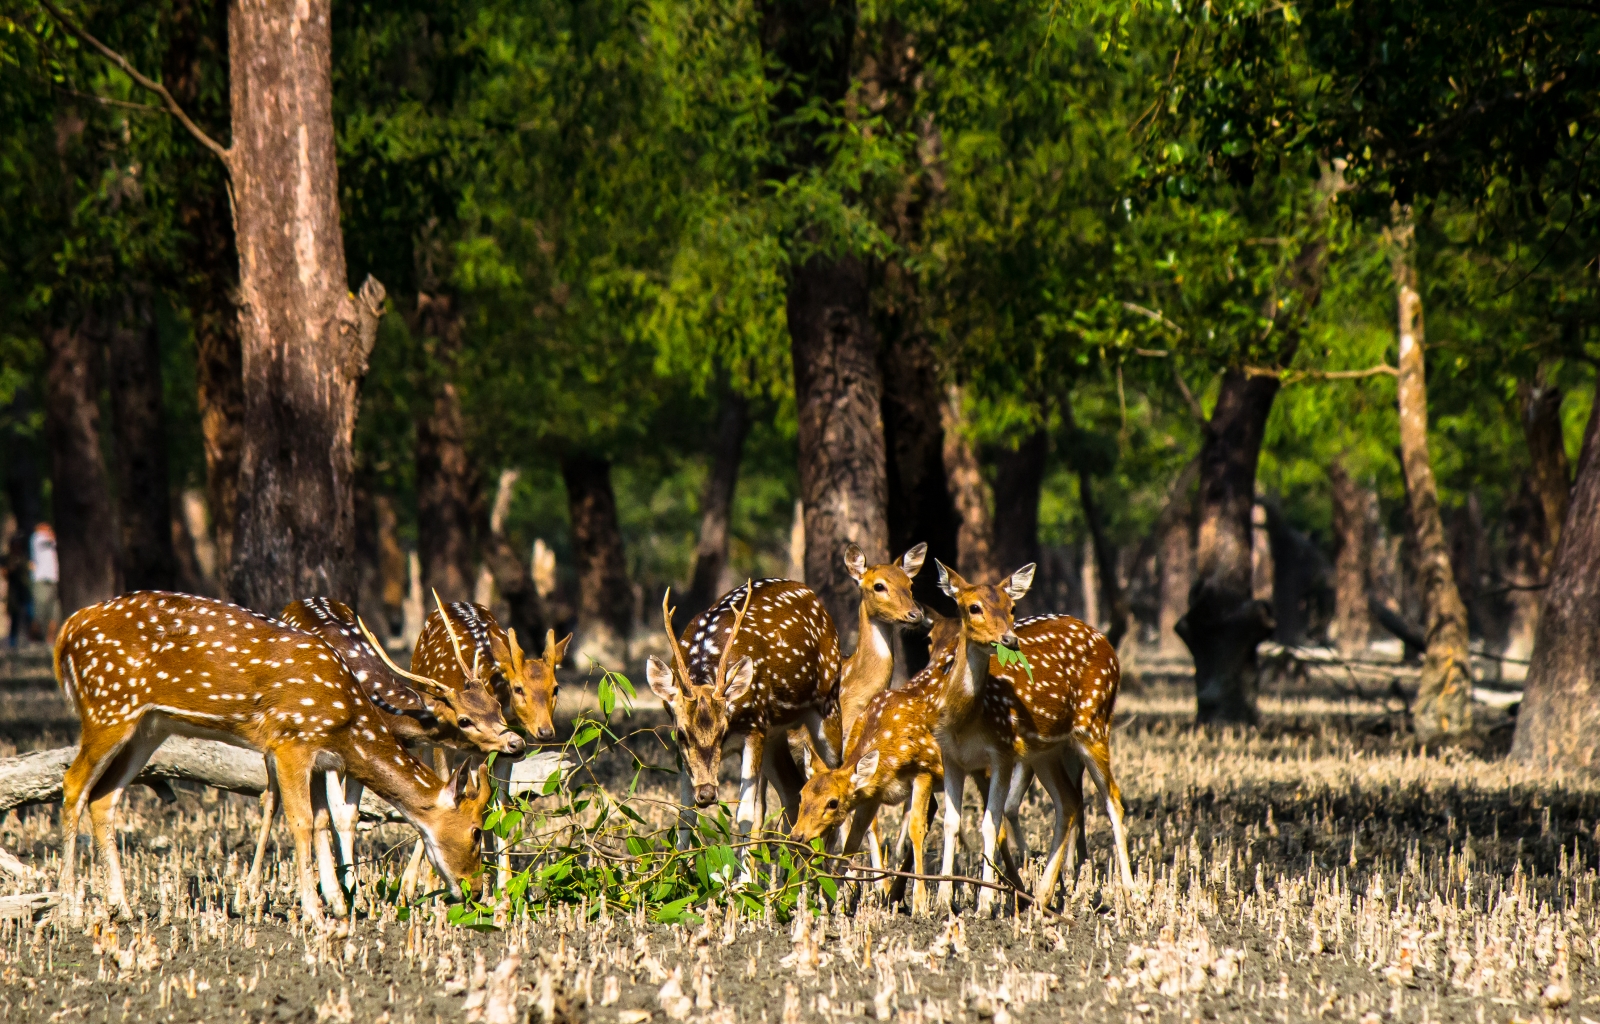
left=791, top=651, right=1029, bottom=914
left=257, top=597, right=524, bottom=902
left=55, top=592, right=492, bottom=925
left=932, top=562, right=1133, bottom=913
left=647, top=579, right=842, bottom=846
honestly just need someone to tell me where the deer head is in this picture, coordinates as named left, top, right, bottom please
left=845, top=542, right=929, bottom=628
left=935, top=560, right=1036, bottom=649
left=412, top=760, right=495, bottom=898
left=413, top=593, right=526, bottom=755
left=646, top=585, right=756, bottom=808
left=491, top=627, right=571, bottom=744
left=792, top=748, right=880, bottom=848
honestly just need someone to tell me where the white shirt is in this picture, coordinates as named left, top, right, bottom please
left=30, top=529, right=58, bottom=584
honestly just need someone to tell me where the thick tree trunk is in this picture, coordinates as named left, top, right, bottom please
left=163, top=0, right=243, bottom=588
left=1327, top=456, right=1372, bottom=656
left=43, top=319, right=120, bottom=612
left=1519, top=373, right=1570, bottom=568
left=684, top=389, right=750, bottom=624
left=561, top=454, right=631, bottom=665
left=375, top=495, right=406, bottom=634
left=1262, top=501, right=1333, bottom=646
left=941, top=386, right=996, bottom=581
left=991, top=429, right=1048, bottom=575
left=881, top=331, right=961, bottom=608
left=1512, top=388, right=1600, bottom=769
left=1392, top=214, right=1472, bottom=740
left=1158, top=505, right=1194, bottom=658
left=226, top=0, right=384, bottom=613
left=107, top=298, right=179, bottom=591
left=1501, top=479, right=1544, bottom=678
left=1176, top=371, right=1280, bottom=725
left=789, top=256, right=889, bottom=648
left=413, top=293, right=477, bottom=604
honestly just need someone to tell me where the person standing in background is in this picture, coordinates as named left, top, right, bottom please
left=5, top=534, right=30, bottom=647
left=29, top=522, right=59, bottom=644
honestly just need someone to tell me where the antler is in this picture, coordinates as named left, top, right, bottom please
left=357, top=618, right=449, bottom=697
left=661, top=589, right=693, bottom=691
left=432, top=589, right=476, bottom=679
left=713, top=581, right=755, bottom=697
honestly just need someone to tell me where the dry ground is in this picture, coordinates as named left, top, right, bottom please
left=0, top=663, right=1596, bottom=1024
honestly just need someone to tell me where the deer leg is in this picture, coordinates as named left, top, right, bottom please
left=491, top=755, right=515, bottom=893
left=937, top=764, right=966, bottom=912
left=1031, top=758, right=1083, bottom=910
left=1004, top=764, right=1033, bottom=866
left=59, top=721, right=137, bottom=922
left=674, top=762, right=699, bottom=852
left=800, top=708, right=841, bottom=770
left=976, top=760, right=1013, bottom=916
left=247, top=757, right=279, bottom=892
left=275, top=753, right=325, bottom=927
left=1079, top=739, right=1134, bottom=889
left=311, top=775, right=349, bottom=918
left=399, top=841, right=427, bottom=903
left=737, top=731, right=769, bottom=841
left=333, top=774, right=364, bottom=892
left=86, top=719, right=167, bottom=922
left=907, top=773, right=935, bottom=916
left=762, top=732, right=806, bottom=835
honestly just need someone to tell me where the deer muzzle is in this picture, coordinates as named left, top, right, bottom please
left=694, top=783, right=718, bottom=808
left=497, top=731, right=527, bottom=755
left=999, top=632, right=1020, bottom=650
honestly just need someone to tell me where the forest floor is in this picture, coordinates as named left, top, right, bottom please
left=0, top=661, right=1595, bottom=1024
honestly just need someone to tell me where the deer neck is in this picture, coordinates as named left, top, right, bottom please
left=840, top=606, right=895, bottom=738
left=938, top=631, right=993, bottom=730
left=336, top=731, right=447, bottom=833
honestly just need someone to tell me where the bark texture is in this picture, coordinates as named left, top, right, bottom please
left=227, top=0, right=385, bottom=613
left=941, top=386, right=996, bottom=581
left=1176, top=371, right=1280, bottom=725
left=413, top=293, right=477, bottom=604
left=561, top=454, right=631, bottom=665
left=684, top=389, right=750, bottom=624
left=789, top=256, right=889, bottom=647
left=1391, top=215, right=1473, bottom=740
left=1519, top=373, right=1571, bottom=567
left=1158, top=506, right=1194, bottom=658
left=44, top=320, right=120, bottom=612
left=107, top=299, right=179, bottom=591
left=1512, top=392, right=1600, bottom=770
left=1328, top=456, right=1372, bottom=655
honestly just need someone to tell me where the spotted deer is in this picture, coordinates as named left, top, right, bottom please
left=258, top=597, right=525, bottom=902
left=54, top=591, right=492, bottom=925
left=932, top=561, right=1133, bottom=913
left=791, top=649, right=1029, bottom=914
left=647, top=579, right=842, bottom=846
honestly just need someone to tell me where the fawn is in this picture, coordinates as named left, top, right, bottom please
left=647, top=579, right=842, bottom=845
left=932, top=561, right=1133, bottom=913
left=260, top=597, right=524, bottom=904
left=55, top=591, right=492, bottom=925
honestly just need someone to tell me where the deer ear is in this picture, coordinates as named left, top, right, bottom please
left=843, top=544, right=867, bottom=582
left=646, top=656, right=680, bottom=702
left=490, top=630, right=513, bottom=668
left=1003, top=563, right=1037, bottom=601
left=936, top=560, right=964, bottom=598
left=801, top=742, right=814, bottom=777
left=851, top=749, right=880, bottom=790
left=900, top=543, right=928, bottom=578
left=551, top=631, right=572, bottom=666
left=722, top=657, right=755, bottom=702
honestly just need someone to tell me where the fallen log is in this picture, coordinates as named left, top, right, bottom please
left=0, top=740, right=574, bottom=822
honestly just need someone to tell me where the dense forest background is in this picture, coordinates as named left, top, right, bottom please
left=4, top=0, right=1600, bottom=768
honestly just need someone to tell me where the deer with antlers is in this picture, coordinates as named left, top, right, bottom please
left=54, top=591, right=492, bottom=925
left=250, top=596, right=526, bottom=904
left=647, top=579, right=842, bottom=846
left=931, top=561, right=1134, bottom=913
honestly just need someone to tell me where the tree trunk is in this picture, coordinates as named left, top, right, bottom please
left=1391, top=213, right=1472, bottom=740
left=413, top=293, right=477, bottom=604
left=941, top=386, right=996, bottom=581
left=226, top=0, right=385, bottom=613
left=480, top=468, right=546, bottom=647
left=107, top=297, right=179, bottom=592
left=683, top=388, right=750, bottom=624
left=1518, top=373, right=1570, bottom=569
left=881, top=330, right=961, bottom=611
left=1513, top=385, right=1600, bottom=769
left=1327, top=456, right=1372, bottom=656
left=1059, top=400, right=1125, bottom=644
left=163, top=0, right=243, bottom=589
left=4, top=388, right=44, bottom=536
left=789, top=256, right=889, bottom=648
left=1501, top=479, right=1544, bottom=679
left=991, top=429, right=1048, bottom=574
left=43, top=319, right=120, bottom=612
left=1158, top=504, right=1194, bottom=658
left=1176, top=371, right=1280, bottom=725
left=561, top=454, right=631, bottom=666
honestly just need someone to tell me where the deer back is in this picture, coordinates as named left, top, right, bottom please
left=280, top=598, right=429, bottom=716
left=680, top=579, right=841, bottom=731
left=980, top=614, right=1120, bottom=752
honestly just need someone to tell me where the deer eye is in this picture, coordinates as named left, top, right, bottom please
left=873, top=582, right=887, bottom=592
left=826, top=798, right=839, bottom=810
left=458, top=716, right=473, bottom=728
left=968, top=604, right=983, bottom=615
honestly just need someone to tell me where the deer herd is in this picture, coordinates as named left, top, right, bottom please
left=51, top=542, right=1132, bottom=926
